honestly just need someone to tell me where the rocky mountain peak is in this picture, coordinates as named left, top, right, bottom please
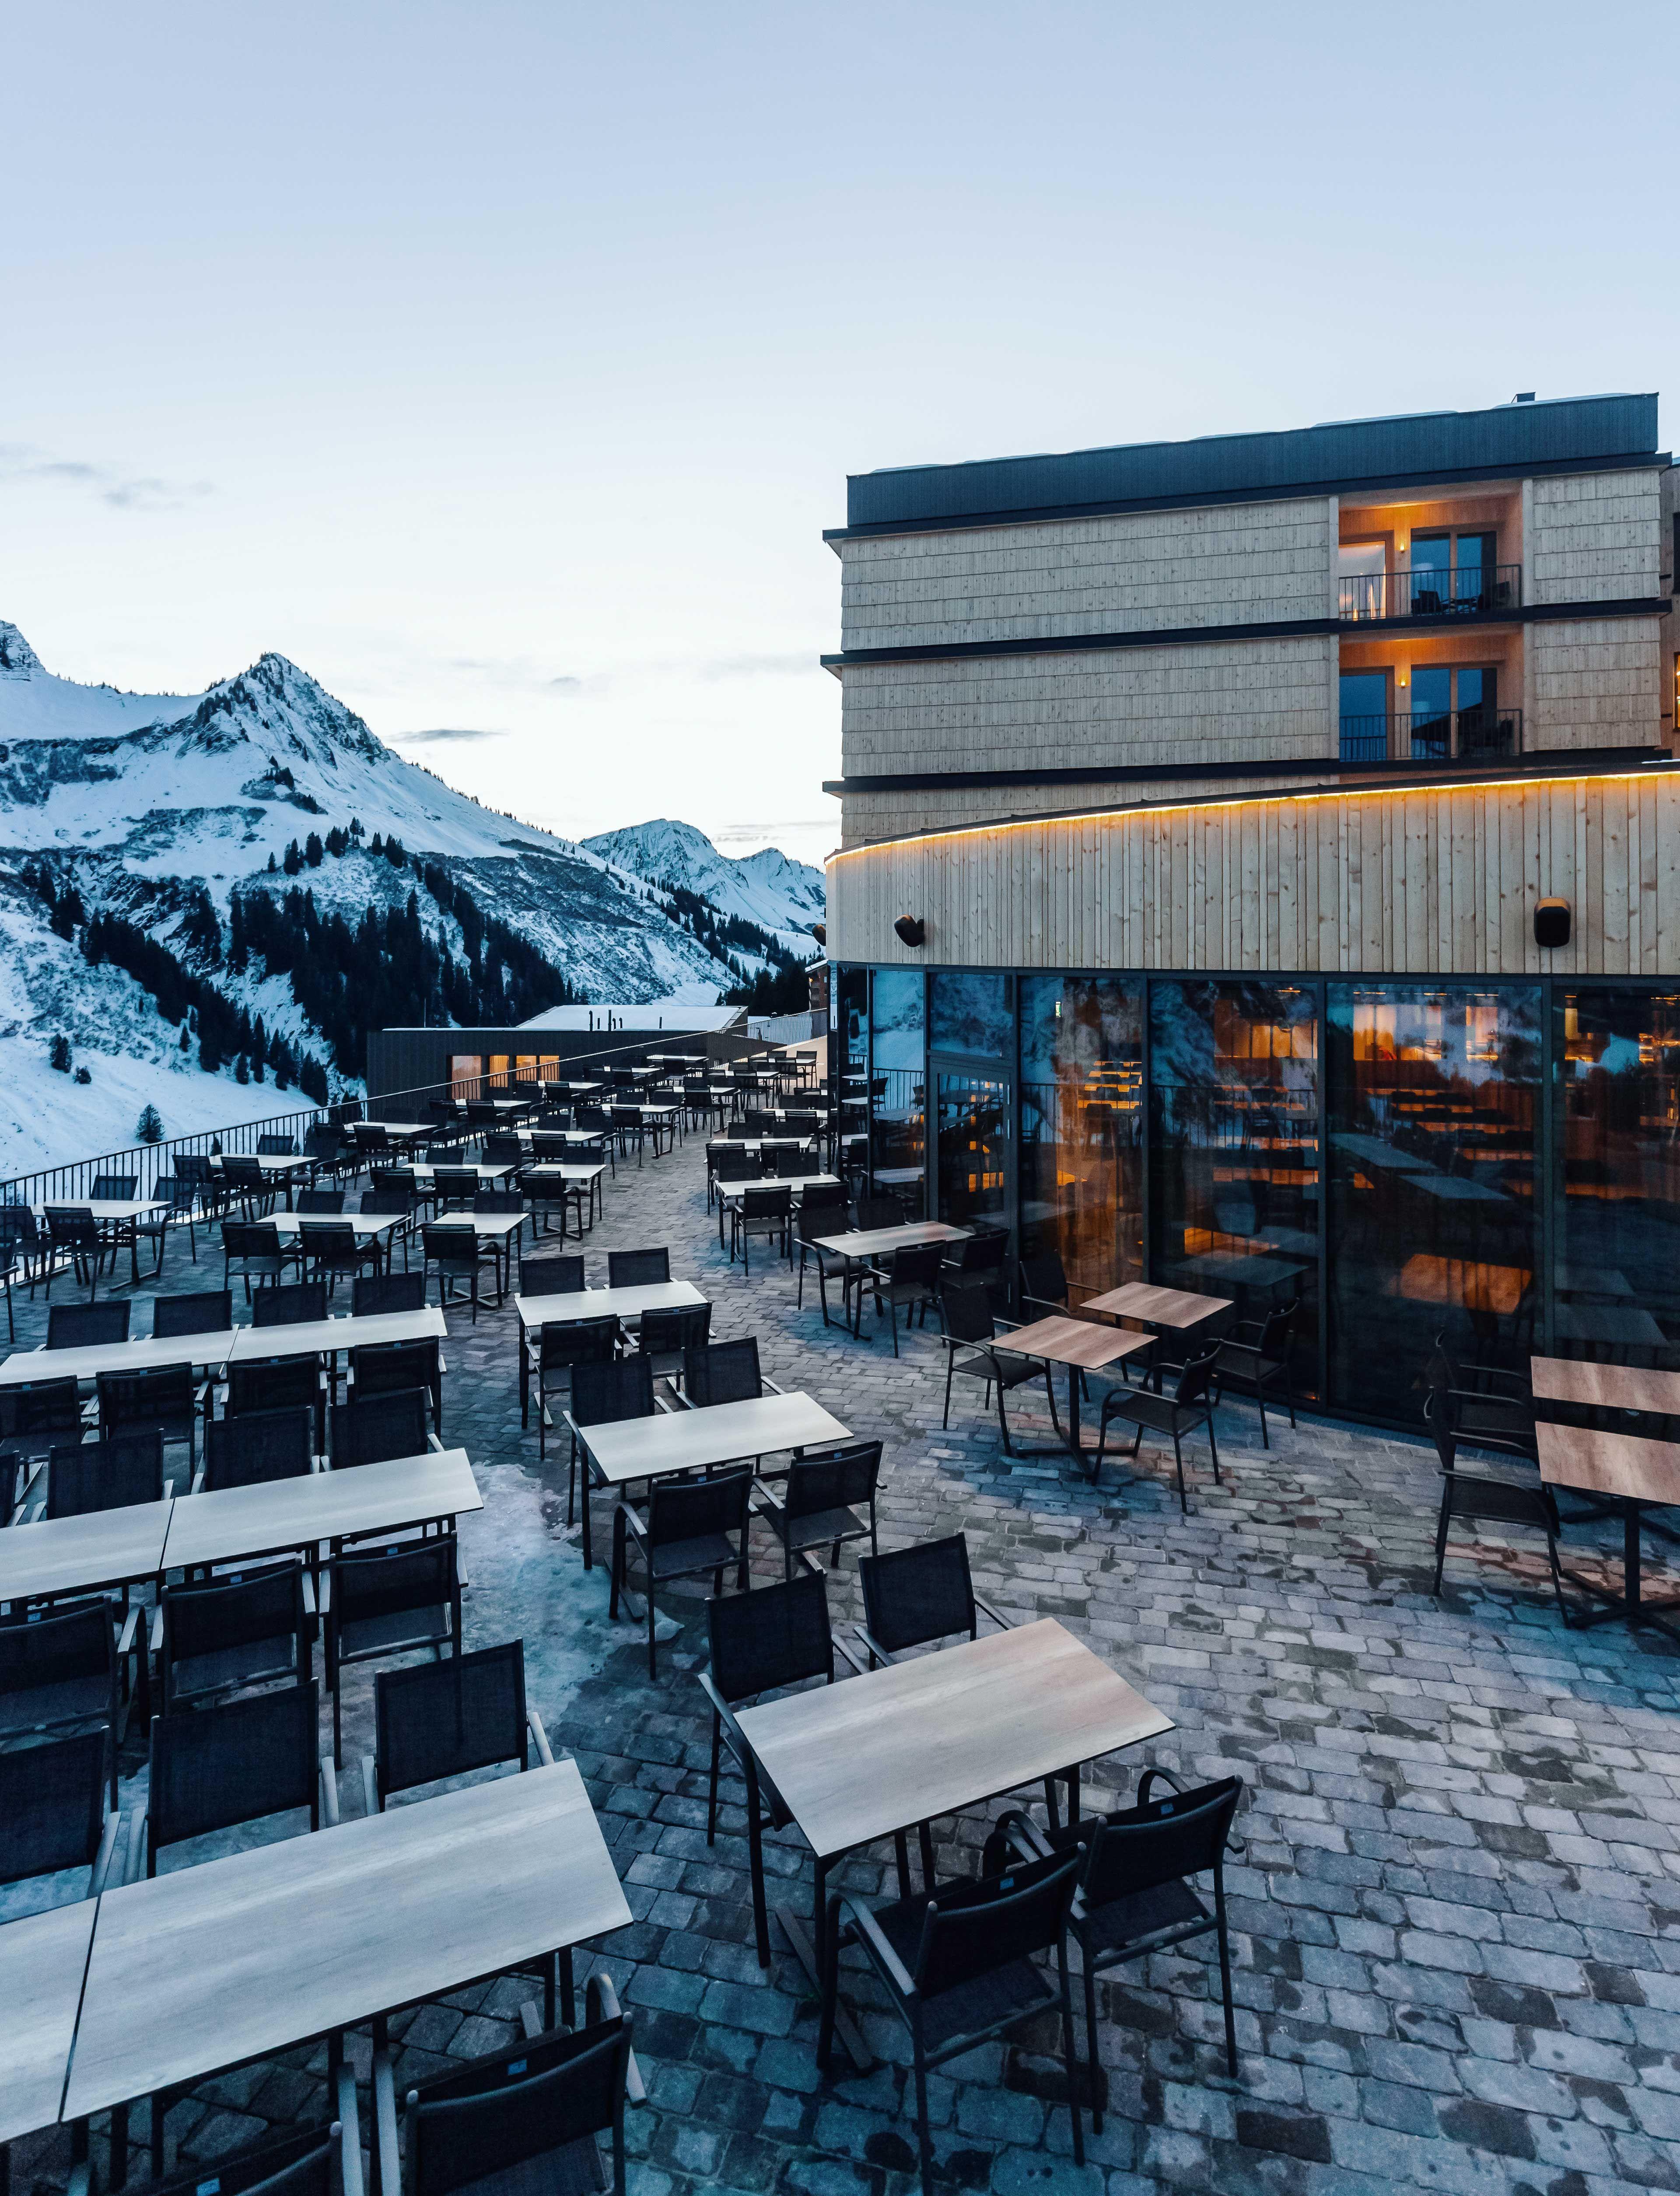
left=0, top=623, right=45, bottom=677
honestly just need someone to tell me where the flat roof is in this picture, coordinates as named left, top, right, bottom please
left=840, top=393, right=1662, bottom=534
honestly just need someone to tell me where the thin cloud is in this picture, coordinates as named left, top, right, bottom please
left=395, top=726, right=508, bottom=745
left=0, top=444, right=213, bottom=511
left=549, top=676, right=584, bottom=693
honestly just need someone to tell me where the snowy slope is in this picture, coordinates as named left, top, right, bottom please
left=582, top=818, right=824, bottom=954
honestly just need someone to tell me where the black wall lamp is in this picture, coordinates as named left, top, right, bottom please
left=810, top=923, right=826, bottom=946
left=1533, top=897, right=1571, bottom=949
left=893, top=915, right=927, bottom=948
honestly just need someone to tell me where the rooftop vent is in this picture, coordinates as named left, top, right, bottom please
left=1513, top=392, right=1536, bottom=403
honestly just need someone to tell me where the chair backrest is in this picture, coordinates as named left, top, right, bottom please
left=955, top=1231, right=1008, bottom=1277
left=684, top=1339, right=762, bottom=1407
left=911, top=1847, right=1081, bottom=2000
left=405, top=2017, right=630, bottom=2196
left=482, top=1135, right=523, bottom=1162
left=528, top=1133, right=572, bottom=1162
left=575, top=1105, right=608, bottom=1130
left=203, top=1407, right=315, bottom=1490
left=96, top=1364, right=196, bottom=1433
left=858, top=1534, right=977, bottom=1655
left=1172, top=1344, right=1222, bottom=1408
left=938, top=1281, right=996, bottom=1347
left=637, top=1303, right=712, bottom=1359
left=538, top=1318, right=618, bottom=1373
left=522, top=1255, right=585, bottom=1298
left=473, top=1191, right=525, bottom=1215
left=161, top=1562, right=307, bottom=1706
left=432, top=1169, right=478, bottom=1200
left=47, top=1432, right=167, bottom=1517
left=351, top=1340, right=438, bottom=1400
left=891, top=1242, right=945, bottom=1288
left=45, top=1207, right=100, bottom=1249
left=374, top=1640, right=527, bottom=1805
left=784, top=1439, right=882, bottom=1523
left=0, top=1603, right=114, bottom=1720
left=227, top=1221, right=283, bottom=1260
left=741, top=1186, right=792, bottom=1219
left=772, top=1147, right=820, bottom=1178
left=707, top=1568, right=834, bottom=1705
left=1081, top=1775, right=1244, bottom=1912
left=1257, top=1298, right=1299, bottom=1355
left=90, top=1174, right=138, bottom=1201
left=222, top=1156, right=265, bottom=1187
left=125, top=2125, right=337, bottom=2196
left=48, top=1301, right=130, bottom=1350
left=228, top=1356, right=321, bottom=1418
left=797, top=1189, right=849, bottom=1241
left=744, top=1110, right=774, bottom=1134
left=647, top=1466, right=750, bottom=1550
left=333, top=1538, right=457, bottom=1638
left=852, top=1198, right=902, bottom=1234
left=1018, top=1251, right=1068, bottom=1308
left=253, top=1281, right=329, bottom=1328
left=354, top=1271, right=427, bottom=1316
left=256, top=1135, right=298, bottom=1156
left=331, top=1391, right=430, bottom=1469
left=0, top=1377, right=83, bottom=1444
left=148, top=1682, right=319, bottom=1866
left=423, top=1224, right=479, bottom=1264
left=0, top=1729, right=109, bottom=1887
left=154, top=1289, right=234, bottom=1339
left=784, top=1111, right=822, bottom=1134
left=175, top=1153, right=213, bottom=1185
left=361, top=1188, right=414, bottom=1217
left=607, top=1248, right=670, bottom=1287
left=713, top=1147, right=758, bottom=1182
left=569, top=1357, right=656, bottom=1429
left=295, top=1189, right=345, bottom=1216
left=300, top=1222, right=359, bottom=1264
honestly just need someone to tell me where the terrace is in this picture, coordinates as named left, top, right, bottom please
left=4, top=1043, right=1680, bottom=2196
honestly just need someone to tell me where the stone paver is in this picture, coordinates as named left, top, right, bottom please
left=8, top=1122, right=1680, bottom=2196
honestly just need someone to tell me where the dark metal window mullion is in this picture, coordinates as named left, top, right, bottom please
left=1316, top=975, right=1330, bottom=1407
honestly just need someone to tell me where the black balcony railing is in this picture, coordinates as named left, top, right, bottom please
left=1339, top=708, right=1523, bottom=766
left=1337, top=565, right=1522, bottom=622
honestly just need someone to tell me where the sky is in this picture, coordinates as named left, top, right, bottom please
left=2, top=1, right=1675, bottom=871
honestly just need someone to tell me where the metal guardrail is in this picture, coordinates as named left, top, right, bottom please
left=1337, top=565, right=1522, bottom=621
left=1339, top=708, right=1523, bottom=766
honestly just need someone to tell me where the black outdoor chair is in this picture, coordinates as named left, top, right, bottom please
left=609, top=1106, right=646, bottom=1167
left=525, top=1165, right=590, bottom=1242
left=700, top=1569, right=868, bottom=1965
left=937, top=1281, right=1059, bottom=1455
left=866, top=1241, right=945, bottom=1358
left=1423, top=1382, right=1577, bottom=1617
left=382, top=1993, right=634, bottom=2196
left=134, top=1177, right=198, bottom=1275
left=423, top=1223, right=498, bottom=1322
left=0, top=1728, right=124, bottom=1897
left=1093, top=1343, right=1222, bottom=1512
left=684, top=1337, right=772, bottom=1408
left=326, top=1538, right=462, bottom=1765
left=295, top=1188, right=346, bottom=1217
left=367, top=1639, right=550, bottom=1810
left=565, top=1358, right=657, bottom=1569
left=607, top=1248, right=669, bottom=1287
left=988, top=1768, right=1246, bottom=2105
left=1018, top=1249, right=1093, bottom=1318
left=751, top=1440, right=883, bottom=1579
left=158, top=1560, right=312, bottom=1712
left=731, top=1186, right=792, bottom=1275
left=771, top=1146, right=821, bottom=1179
left=482, top=1133, right=525, bottom=1166
left=361, top=1186, right=420, bottom=1270
left=350, top=1339, right=443, bottom=1436
left=354, top=1270, right=428, bottom=1316
left=635, top=1302, right=712, bottom=1386
left=141, top=1680, right=329, bottom=1876
left=817, top=1846, right=1085, bottom=2196
left=946, top=1227, right=1009, bottom=1310
left=1424, top=1344, right=1538, bottom=1464
left=224, top=1219, right=299, bottom=1300
left=708, top=1144, right=759, bottom=1213
left=45, top=1431, right=171, bottom=1519
left=49, top=1300, right=130, bottom=1349
left=201, top=1406, right=317, bottom=1491
left=300, top=1220, right=384, bottom=1297
left=253, top=1281, right=329, bottom=1328
left=430, top=1168, right=480, bottom=1212
left=96, top=1363, right=199, bottom=1464
left=0, top=1602, right=133, bottom=1810
left=331, top=1390, right=434, bottom=1470
left=611, top=1468, right=752, bottom=1677
left=795, top=1188, right=851, bottom=1315
left=532, top=1318, right=618, bottom=1460
left=43, top=1206, right=106, bottom=1298
left=228, top=1355, right=328, bottom=1452
left=522, top=1253, right=586, bottom=1298
left=221, top=1155, right=276, bottom=1217
left=115, top=2117, right=360, bottom=2196
left=2, top=1379, right=87, bottom=1517
left=154, top=1289, right=234, bottom=1340
left=1212, top=1298, right=1300, bottom=1448
left=257, top=1135, right=299, bottom=1158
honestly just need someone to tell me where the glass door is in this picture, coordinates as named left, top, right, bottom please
left=934, top=1068, right=1012, bottom=1233
left=1410, top=535, right=1451, bottom=614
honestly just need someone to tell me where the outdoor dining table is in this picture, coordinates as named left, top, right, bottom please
left=227, top=1305, right=447, bottom=1364
left=268, top=1211, right=401, bottom=1248
left=209, top=1153, right=319, bottom=1208
left=0, top=1897, right=99, bottom=2147
left=404, top=1161, right=515, bottom=1186
left=1532, top=1355, right=1680, bottom=1417
left=808, top=1220, right=970, bottom=1337
left=1082, top=1280, right=1234, bottom=1389
left=161, top=1448, right=480, bottom=1571
left=514, top=1279, right=707, bottom=1414
left=607, top=1102, right=682, bottom=1158
left=0, top=1328, right=239, bottom=1387
left=61, top=1760, right=632, bottom=2143
left=1555, top=1263, right=1636, bottom=1301
left=520, top=1161, right=609, bottom=1233
left=1536, top=1420, right=1680, bottom=1633
left=35, top=1200, right=167, bottom=1287
left=576, top=1389, right=850, bottom=1567
left=426, top=1210, right=525, bottom=1301
left=0, top=1498, right=174, bottom=1609
left=1552, top=1303, right=1668, bottom=1356
left=996, top=1314, right=1156, bottom=1462
left=715, top=1173, right=842, bottom=1251
left=350, top=1122, right=432, bottom=1147
left=735, top=1616, right=1172, bottom=2061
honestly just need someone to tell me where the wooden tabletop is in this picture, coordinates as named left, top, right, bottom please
left=1536, top=1421, right=1680, bottom=1505
left=583, top=1392, right=850, bottom=1487
left=0, top=1330, right=238, bottom=1387
left=718, top=1175, right=842, bottom=1203
left=35, top=1200, right=165, bottom=1222
left=353, top=1123, right=430, bottom=1140
left=0, top=1501, right=173, bottom=1605
left=406, top=1163, right=514, bottom=1183
left=738, top=1618, right=1172, bottom=1861
left=269, top=1213, right=399, bottom=1242
left=515, top=1280, right=705, bottom=1332
left=1001, top=1315, right=1155, bottom=1372
left=211, top=1154, right=315, bottom=1175
left=1553, top=1304, right=1669, bottom=1350
left=229, top=1307, right=447, bottom=1361
left=1532, top=1356, right=1680, bottom=1414
left=427, top=1213, right=526, bottom=1241
left=1084, top=1281, right=1233, bottom=1328
left=64, top=1759, right=630, bottom=2120
left=162, top=1449, right=480, bottom=1570
left=810, top=1221, right=969, bottom=1259
left=522, top=1164, right=609, bottom=1185
left=0, top=1898, right=98, bottom=2144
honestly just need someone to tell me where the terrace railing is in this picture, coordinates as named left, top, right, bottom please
left=1339, top=708, right=1523, bottom=768
left=1337, top=565, right=1522, bottom=621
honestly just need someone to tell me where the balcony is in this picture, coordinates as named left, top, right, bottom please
left=1339, top=707, right=1523, bottom=766
left=1337, top=564, right=1522, bottom=623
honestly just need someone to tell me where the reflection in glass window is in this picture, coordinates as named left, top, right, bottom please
left=871, top=969, right=926, bottom=1215
left=1556, top=990, right=1680, bottom=1363
left=836, top=967, right=870, bottom=1188
left=1149, top=982, right=1320, bottom=1384
left=936, top=1071, right=1011, bottom=1235
left=1019, top=976, right=1142, bottom=1301
left=1326, top=985, right=1539, bottom=1415
left=931, top=972, right=1010, bottom=1058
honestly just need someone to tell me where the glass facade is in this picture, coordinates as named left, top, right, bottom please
left=837, top=964, right=1679, bottom=1424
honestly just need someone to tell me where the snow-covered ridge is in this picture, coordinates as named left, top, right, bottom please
left=583, top=817, right=824, bottom=954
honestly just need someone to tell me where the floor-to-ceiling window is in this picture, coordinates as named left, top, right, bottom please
left=870, top=969, right=926, bottom=1216
left=1326, top=984, right=1540, bottom=1415
left=1019, top=975, right=1142, bottom=1301
left=1555, top=988, right=1680, bottom=1363
left=836, top=966, right=870, bottom=1187
left=1149, top=981, right=1320, bottom=1381
left=931, top=973, right=1012, bottom=1238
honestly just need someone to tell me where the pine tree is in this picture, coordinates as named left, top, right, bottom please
left=135, top=1104, right=164, bottom=1144
left=49, top=1033, right=71, bottom=1072
left=304, top=832, right=324, bottom=867
left=234, top=1053, right=250, bottom=1084
left=179, top=1022, right=192, bottom=1051
left=283, top=840, right=303, bottom=877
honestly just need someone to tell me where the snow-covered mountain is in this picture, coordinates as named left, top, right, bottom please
left=0, top=624, right=822, bottom=1179
left=583, top=819, right=824, bottom=956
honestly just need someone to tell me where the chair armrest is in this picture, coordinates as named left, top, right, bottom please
left=527, top=1707, right=555, bottom=1767
left=585, top=1971, right=646, bottom=2101
left=831, top=1629, right=866, bottom=1677
left=761, top=1376, right=786, bottom=1395
left=317, top=1571, right=332, bottom=1614
left=833, top=1889, right=917, bottom=1998
left=150, top=1607, right=164, bottom=1655
left=749, top=1481, right=787, bottom=1518
left=190, top=1466, right=206, bottom=1494
left=426, top=1432, right=445, bottom=1452
left=91, top=1808, right=124, bottom=1894
left=992, top=1315, right=1022, bottom=1334
left=854, top=1624, right=898, bottom=1668
left=1021, top=1293, right=1067, bottom=1318
left=972, top=1593, right=1012, bottom=1632
left=696, top=1669, right=749, bottom=1758
left=360, top=1754, right=378, bottom=1819
left=301, top=1572, right=318, bottom=1617
left=370, top=2044, right=400, bottom=2196
left=518, top=2000, right=544, bottom=2040
left=620, top=1504, right=649, bottom=1543
left=335, top=2068, right=366, bottom=2196
left=993, top=1806, right=1054, bottom=1864
left=117, top=1604, right=141, bottom=1658
left=124, top=1807, right=148, bottom=1885
left=1137, top=1765, right=1183, bottom=1807
left=320, top=1754, right=341, bottom=1829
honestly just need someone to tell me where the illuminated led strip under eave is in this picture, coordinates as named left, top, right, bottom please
left=825, top=761, right=1680, bottom=865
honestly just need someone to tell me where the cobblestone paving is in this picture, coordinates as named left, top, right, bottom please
left=11, top=1127, right=1680, bottom=2196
